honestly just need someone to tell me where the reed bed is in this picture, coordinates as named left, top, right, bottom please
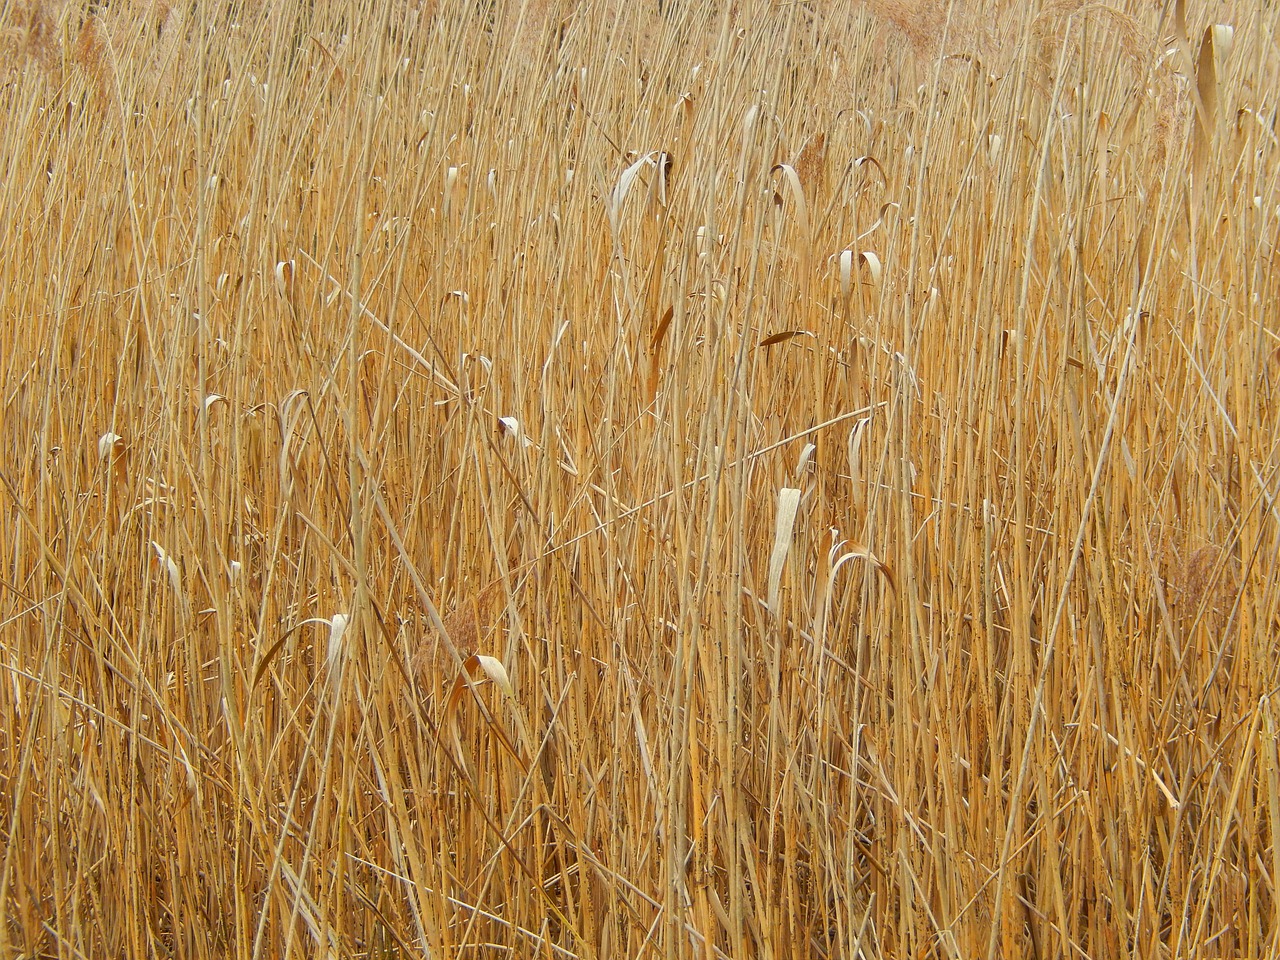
left=1, top=0, right=1279, bottom=956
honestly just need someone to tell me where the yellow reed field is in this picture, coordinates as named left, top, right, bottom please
left=1, top=0, right=1278, bottom=956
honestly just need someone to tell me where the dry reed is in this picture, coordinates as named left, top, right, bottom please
left=1, top=0, right=1279, bottom=957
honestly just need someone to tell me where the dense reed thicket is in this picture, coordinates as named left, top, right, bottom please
left=2, top=0, right=1279, bottom=956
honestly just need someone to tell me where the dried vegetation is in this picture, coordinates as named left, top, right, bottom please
left=2, top=0, right=1280, bottom=956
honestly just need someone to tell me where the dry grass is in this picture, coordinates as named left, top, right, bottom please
left=2, top=0, right=1279, bottom=956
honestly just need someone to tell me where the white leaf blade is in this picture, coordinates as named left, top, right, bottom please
left=327, top=613, right=349, bottom=671
left=767, top=487, right=803, bottom=613
left=475, top=655, right=514, bottom=697
left=98, top=432, right=124, bottom=461
left=609, top=152, right=654, bottom=233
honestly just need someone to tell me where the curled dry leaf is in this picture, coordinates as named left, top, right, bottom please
left=767, top=487, right=803, bottom=612
left=150, top=541, right=182, bottom=595
left=648, top=305, right=675, bottom=400
left=446, top=653, right=516, bottom=712
left=654, top=151, right=673, bottom=206
left=609, top=152, right=654, bottom=232
left=795, top=443, right=817, bottom=477
left=497, top=416, right=535, bottom=448
left=651, top=305, right=674, bottom=349
left=847, top=415, right=872, bottom=486
left=443, top=652, right=527, bottom=775
left=831, top=542, right=896, bottom=593
left=758, top=330, right=815, bottom=348
left=274, top=259, right=294, bottom=297
left=860, top=251, right=883, bottom=287
left=98, top=432, right=124, bottom=460
left=252, top=613, right=340, bottom=692
left=474, top=655, right=514, bottom=697
left=856, top=202, right=900, bottom=242
left=853, top=155, right=885, bottom=184
left=770, top=163, right=810, bottom=240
